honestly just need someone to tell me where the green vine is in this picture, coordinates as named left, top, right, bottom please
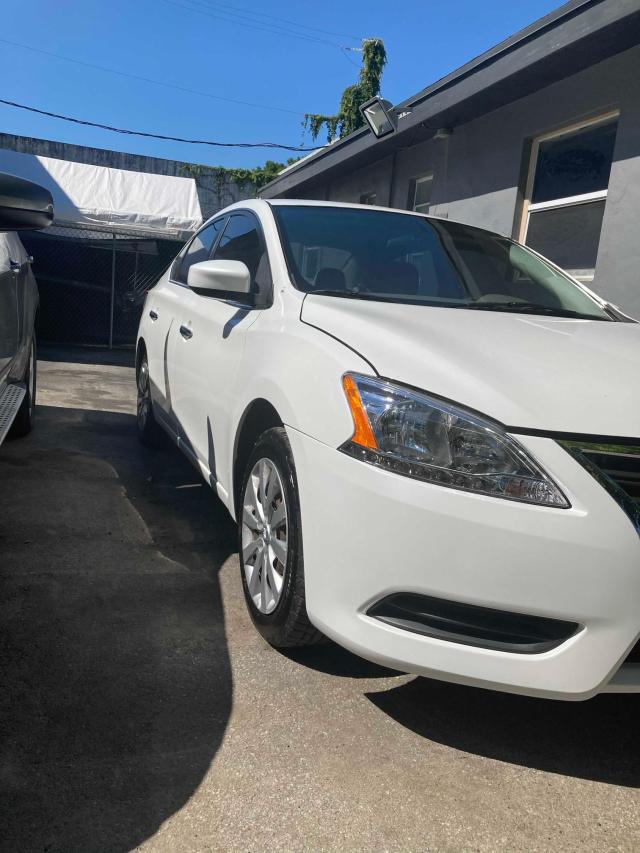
left=179, top=158, right=298, bottom=197
left=304, top=38, right=387, bottom=143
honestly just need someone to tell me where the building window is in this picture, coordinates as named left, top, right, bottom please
left=360, top=191, right=377, bottom=205
left=302, top=246, right=321, bottom=280
left=520, top=112, right=618, bottom=281
left=409, top=174, right=434, bottom=214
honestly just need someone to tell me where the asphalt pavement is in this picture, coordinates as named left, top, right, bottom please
left=0, top=347, right=638, bottom=852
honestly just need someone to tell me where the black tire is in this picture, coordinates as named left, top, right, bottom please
left=9, top=335, right=36, bottom=439
left=136, top=353, right=164, bottom=447
left=239, top=427, right=323, bottom=648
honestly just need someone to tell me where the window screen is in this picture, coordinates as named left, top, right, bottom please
left=532, top=122, right=617, bottom=204
left=526, top=200, right=605, bottom=275
left=523, top=117, right=618, bottom=280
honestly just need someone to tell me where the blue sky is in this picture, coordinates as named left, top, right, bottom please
left=1, top=0, right=562, bottom=168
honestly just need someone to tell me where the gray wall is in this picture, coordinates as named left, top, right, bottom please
left=0, top=134, right=253, bottom=222
left=320, top=44, right=640, bottom=318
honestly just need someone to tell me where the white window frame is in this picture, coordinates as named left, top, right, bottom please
left=410, top=173, right=434, bottom=214
left=518, top=110, right=619, bottom=281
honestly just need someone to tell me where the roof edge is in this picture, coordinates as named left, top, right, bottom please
left=260, top=0, right=635, bottom=197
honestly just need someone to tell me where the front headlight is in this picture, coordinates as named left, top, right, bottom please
left=340, top=373, right=569, bottom=508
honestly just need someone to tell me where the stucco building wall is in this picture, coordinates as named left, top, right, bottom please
left=317, top=44, right=640, bottom=316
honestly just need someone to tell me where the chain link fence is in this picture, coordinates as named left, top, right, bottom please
left=20, top=222, right=186, bottom=347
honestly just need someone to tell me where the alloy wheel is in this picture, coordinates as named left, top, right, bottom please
left=242, top=457, right=289, bottom=614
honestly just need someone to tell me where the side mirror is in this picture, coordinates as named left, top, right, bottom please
left=0, top=172, right=54, bottom=231
left=187, top=259, right=251, bottom=296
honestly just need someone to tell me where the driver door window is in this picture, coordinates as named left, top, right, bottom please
left=212, top=213, right=271, bottom=299
left=174, top=219, right=225, bottom=284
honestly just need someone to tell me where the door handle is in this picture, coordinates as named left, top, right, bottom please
left=179, top=324, right=193, bottom=340
left=9, top=261, right=20, bottom=275
left=149, top=310, right=158, bottom=321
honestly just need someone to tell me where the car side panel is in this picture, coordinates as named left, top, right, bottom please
left=139, top=270, right=186, bottom=424
left=0, top=233, right=19, bottom=383
left=136, top=202, right=376, bottom=517
left=167, top=286, right=260, bottom=490
left=10, top=235, right=38, bottom=382
left=220, top=288, right=374, bottom=518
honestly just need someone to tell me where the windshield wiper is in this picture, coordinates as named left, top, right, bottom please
left=463, top=301, right=609, bottom=320
left=308, top=291, right=609, bottom=319
left=310, top=289, right=395, bottom=302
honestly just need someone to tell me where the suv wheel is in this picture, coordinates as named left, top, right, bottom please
left=239, top=427, right=323, bottom=647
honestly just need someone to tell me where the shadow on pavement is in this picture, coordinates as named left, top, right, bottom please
left=367, top=676, right=640, bottom=787
left=0, top=404, right=236, bottom=852
left=38, top=344, right=135, bottom=369
left=281, top=643, right=399, bottom=679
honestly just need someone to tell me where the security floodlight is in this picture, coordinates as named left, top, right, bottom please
left=359, top=97, right=398, bottom=139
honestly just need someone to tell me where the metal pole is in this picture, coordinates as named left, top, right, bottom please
left=109, top=232, right=116, bottom=349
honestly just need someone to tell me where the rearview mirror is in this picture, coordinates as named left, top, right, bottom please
left=187, top=260, right=251, bottom=296
left=0, top=172, right=54, bottom=231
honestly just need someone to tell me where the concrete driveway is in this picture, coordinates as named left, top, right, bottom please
left=1, top=348, right=639, bottom=852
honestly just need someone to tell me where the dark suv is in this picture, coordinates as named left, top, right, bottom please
left=0, top=172, right=53, bottom=445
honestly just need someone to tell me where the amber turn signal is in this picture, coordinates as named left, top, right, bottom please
left=342, top=374, right=378, bottom=450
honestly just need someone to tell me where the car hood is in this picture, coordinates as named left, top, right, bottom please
left=302, top=296, right=640, bottom=436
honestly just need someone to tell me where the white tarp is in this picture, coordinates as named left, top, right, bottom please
left=0, top=149, right=202, bottom=234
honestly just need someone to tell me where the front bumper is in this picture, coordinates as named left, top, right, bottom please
left=286, top=428, right=640, bottom=700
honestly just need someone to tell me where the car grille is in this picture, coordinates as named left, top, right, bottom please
left=559, top=440, right=640, bottom=534
left=559, top=441, right=640, bottom=668
left=579, top=447, right=640, bottom=501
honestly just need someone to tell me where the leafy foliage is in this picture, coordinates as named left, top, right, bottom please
left=225, top=159, right=299, bottom=191
left=177, top=39, right=387, bottom=198
left=304, top=39, right=387, bottom=143
left=180, top=158, right=299, bottom=196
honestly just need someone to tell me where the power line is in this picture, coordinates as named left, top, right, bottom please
left=162, top=0, right=335, bottom=45
left=0, top=38, right=302, bottom=116
left=191, top=0, right=362, bottom=41
left=0, top=97, right=322, bottom=152
left=340, top=46, right=362, bottom=68
left=161, top=0, right=352, bottom=48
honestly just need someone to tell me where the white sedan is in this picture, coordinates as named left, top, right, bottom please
left=136, top=200, right=640, bottom=700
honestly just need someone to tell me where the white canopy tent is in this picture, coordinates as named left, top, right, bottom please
left=0, top=149, right=202, bottom=235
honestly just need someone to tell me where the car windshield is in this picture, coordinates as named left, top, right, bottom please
left=272, top=205, right=613, bottom=321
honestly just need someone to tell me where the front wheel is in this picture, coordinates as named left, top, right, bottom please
left=9, top=335, right=36, bottom=438
left=239, top=427, right=323, bottom=648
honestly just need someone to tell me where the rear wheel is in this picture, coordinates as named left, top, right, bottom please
left=9, top=335, right=36, bottom=438
left=239, top=427, right=323, bottom=647
left=136, top=353, right=163, bottom=447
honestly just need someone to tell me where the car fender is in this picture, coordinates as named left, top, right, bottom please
left=225, top=294, right=375, bottom=516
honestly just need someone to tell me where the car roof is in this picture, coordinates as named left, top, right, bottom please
left=208, top=197, right=444, bottom=222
